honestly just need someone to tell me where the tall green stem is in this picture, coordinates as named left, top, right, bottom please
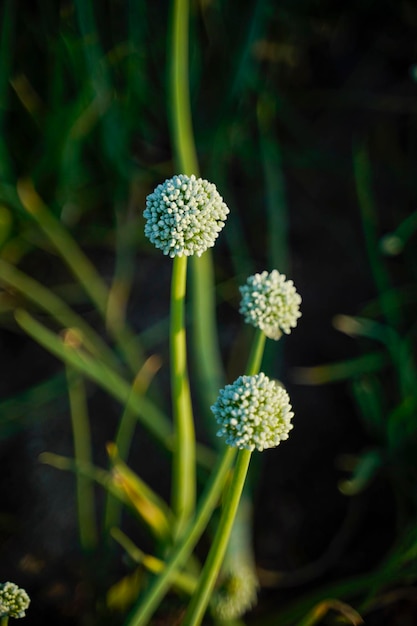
left=64, top=347, right=97, bottom=551
left=170, top=0, right=198, bottom=175
left=247, top=328, right=266, bottom=376
left=170, top=255, right=195, bottom=537
left=181, top=328, right=265, bottom=625
left=182, top=449, right=252, bottom=626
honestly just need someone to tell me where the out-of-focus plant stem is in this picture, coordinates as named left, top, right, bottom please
left=64, top=333, right=97, bottom=551
left=352, top=141, right=401, bottom=330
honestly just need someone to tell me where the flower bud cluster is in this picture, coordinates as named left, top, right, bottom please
left=212, top=373, right=294, bottom=451
left=212, top=564, right=258, bottom=620
left=239, top=270, right=301, bottom=339
left=0, top=582, right=30, bottom=620
left=144, top=174, right=229, bottom=257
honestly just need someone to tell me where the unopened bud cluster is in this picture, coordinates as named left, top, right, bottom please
left=212, top=373, right=294, bottom=451
left=144, top=174, right=229, bottom=257
left=0, top=582, right=30, bottom=620
left=239, top=270, right=301, bottom=340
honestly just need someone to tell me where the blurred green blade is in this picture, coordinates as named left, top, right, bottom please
left=338, top=449, right=383, bottom=496
left=293, top=351, right=388, bottom=385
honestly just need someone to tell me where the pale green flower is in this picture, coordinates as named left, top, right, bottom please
left=0, top=582, right=30, bottom=620
left=212, top=372, right=294, bottom=451
left=239, top=270, right=301, bottom=340
left=212, top=564, right=259, bottom=620
left=144, top=174, right=229, bottom=257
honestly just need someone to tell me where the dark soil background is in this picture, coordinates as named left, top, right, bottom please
left=1, top=1, right=417, bottom=624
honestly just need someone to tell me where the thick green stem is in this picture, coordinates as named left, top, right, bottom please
left=170, top=255, right=195, bottom=537
left=247, top=328, right=266, bottom=376
left=182, top=449, right=253, bottom=626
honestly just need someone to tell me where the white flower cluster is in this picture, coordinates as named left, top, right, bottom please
left=212, top=373, right=294, bottom=451
left=0, top=582, right=30, bottom=619
left=144, top=174, right=229, bottom=257
left=239, top=270, right=301, bottom=340
left=212, top=564, right=259, bottom=620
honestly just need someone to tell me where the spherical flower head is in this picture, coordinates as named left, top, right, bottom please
left=143, top=174, right=229, bottom=257
left=212, top=372, right=294, bottom=451
left=239, top=270, right=301, bottom=340
left=0, top=582, right=30, bottom=619
left=212, top=564, right=259, bottom=620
